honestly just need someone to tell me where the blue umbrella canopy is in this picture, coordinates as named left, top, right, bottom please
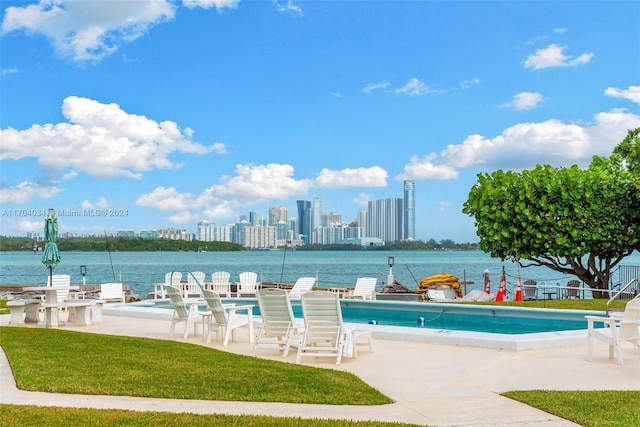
left=42, top=208, right=61, bottom=285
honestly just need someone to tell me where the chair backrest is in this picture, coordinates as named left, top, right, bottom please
left=620, top=298, right=640, bottom=339
left=47, top=274, right=71, bottom=302
left=353, top=277, right=377, bottom=298
left=238, top=272, right=258, bottom=291
left=185, top=271, right=205, bottom=296
left=289, top=277, right=316, bottom=298
left=210, top=271, right=231, bottom=295
left=523, top=280, right=537, bottom=297
left=257, top=288, right=296, bottom=337
left=165, top=272, right=182, bottom=285
left=100, top=282, right=124, bottom=301
left=301, top=291, right=343, bottom=343
left=165, top=285, right=189, bottom=320
left=566, top=280, right=580, bottom=297
left=202, top=289, right=228, bottom=326
left=187, top=271, right=205, bottom=285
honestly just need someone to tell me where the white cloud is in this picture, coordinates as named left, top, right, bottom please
left=439, top=109, right=640, bottom=170
left=136, top=163, right=313, bottom=222
left=459, top=78, right=481, bottom=89
left=352, top=192, right=373, bottom=207
left=605, top=85, right=640, bottom=104
left=1, top=66, right=19, bottom=76
left=81, top=197, right=109, bottom=209
left=0, top=96, right=221, bottom=180
left=439, top=201, right=450, bottom=212
left=500, top=92, right=544, bottom=110
left=397, top=154, right=459, bottom=180
left=362, top=81, right=390, bottom=94
left=315, top=167, right=388, bottom=188
left=0, top=181, right=62, bottom=204
left=553, top=28, right=568, bottom=34
left=525, top=44, right=594, bottom=70
left=272, top=0, right=303, bottom=16
left=183, top=0, right=240, bottom=10
left=1, top=0, right=175, bottom=63
left=395, top=78, right=429, bottom=96
left=136, top=186, right=197, bottom=212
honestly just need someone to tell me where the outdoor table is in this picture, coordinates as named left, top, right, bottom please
left=23, top=285, right=79, bottom=327
left=543, top=291, right=555, bottom=300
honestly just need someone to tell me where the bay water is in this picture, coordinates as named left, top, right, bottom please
left=1, top=250, right=638, bottom=298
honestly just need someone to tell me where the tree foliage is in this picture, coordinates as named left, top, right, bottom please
left=462, top=128, right=640, bottom=297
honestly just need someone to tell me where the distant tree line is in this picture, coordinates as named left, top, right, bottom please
left=0, top=236, right=243, bottom=252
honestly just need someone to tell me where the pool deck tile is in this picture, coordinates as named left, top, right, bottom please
left=1, top=311, right=639, bottom=426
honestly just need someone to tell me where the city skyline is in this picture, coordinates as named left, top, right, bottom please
left=1, top=1, right=638, bottom=242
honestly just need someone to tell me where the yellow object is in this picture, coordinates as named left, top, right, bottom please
left=419, top=273, right=462, bottom=298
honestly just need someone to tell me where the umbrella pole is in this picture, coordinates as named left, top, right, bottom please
left=49, top=266, right=53, bottom=287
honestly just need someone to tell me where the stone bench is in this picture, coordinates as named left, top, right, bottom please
left=7, top=299, right=41, bottom=325
left=42, top=300, right=96, bottom=327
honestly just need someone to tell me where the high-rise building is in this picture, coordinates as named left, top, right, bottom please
left=296, top=200, right=311, bottom=243
left=367, top=198, right=404, bottom=242
left=311, top=197, right=323, bottom=243
left=322, top=212, right=342, bottom=227
left=249, top=212, right=263, bottom=226
left=268, top=205, right=288, bottom=225
left=404, top=180, right=416, bottom=240
left=357, top=208, right=368, bottom=238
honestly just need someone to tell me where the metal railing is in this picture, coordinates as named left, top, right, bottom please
left=606, top=278, right=639, bottom=316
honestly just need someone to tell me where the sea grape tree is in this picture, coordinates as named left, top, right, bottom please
left=462, top=129, right=640, bottom=297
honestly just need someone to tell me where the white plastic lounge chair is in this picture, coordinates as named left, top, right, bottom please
left=184, top=271, right=205, bottom=297
left=159, top=272, right=183, bottom=299
left=202, top=289, right=254, bottom=346
left=237, top=271, right=259, bottom=298
left=253, top=288, right=304, bottom=357
left=585, top=297, right=640, bottom=365
left=209, top=271, right=232, bottom=297
left=288, top=277, right=316, bottom=298
left=165, top=285, right=202, bottom=339
left=46, top=274, right=71, bottom=302
left=99, top=282, right=125, bottom=303
left=343, top=277, right=377, bottom=300
left=522, top=280, right=538, bottom=300
left=295, top=290, right=373, bottom=364
left=297, top=291, right=346, bottom=365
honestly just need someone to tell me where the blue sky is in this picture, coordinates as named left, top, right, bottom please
left=1, top=0, right=638, bottom=243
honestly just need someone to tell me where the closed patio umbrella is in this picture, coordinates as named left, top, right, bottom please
left=42, top=208, right=61, bottom=286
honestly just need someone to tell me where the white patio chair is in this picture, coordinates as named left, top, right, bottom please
left=296, top=291, right=373, bottom=365
left=184, top=271, right=205, bottom=297
left=253, top=288, right=304, bottom=357
left=209, top=271, right=232, bottom=297
left=165, top=285, right=203, bottom=339
left=237, top=271, right=259, bottom=298
left=343, top=277, right=377, bottom=300
left=288, top=277, right=316, bottom=298
left=585, top=297, right=640, bottom=365
left=202, top=289, right=254, bottom=346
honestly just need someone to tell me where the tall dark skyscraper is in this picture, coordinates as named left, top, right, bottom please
left=404, top=180, right=415, bottom=240
left=296, top=200, right=311, bottom=243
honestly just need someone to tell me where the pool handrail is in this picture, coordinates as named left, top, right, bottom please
left=606, top=278, right=639, bottom=316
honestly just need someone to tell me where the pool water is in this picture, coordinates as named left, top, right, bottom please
left=144, top=298, right=600, bottom=335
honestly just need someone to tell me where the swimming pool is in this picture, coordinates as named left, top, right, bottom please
left=137, top=298, right=601, bottom=335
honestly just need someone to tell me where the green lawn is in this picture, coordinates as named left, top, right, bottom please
left=0, top=327, right=389, bottom=405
